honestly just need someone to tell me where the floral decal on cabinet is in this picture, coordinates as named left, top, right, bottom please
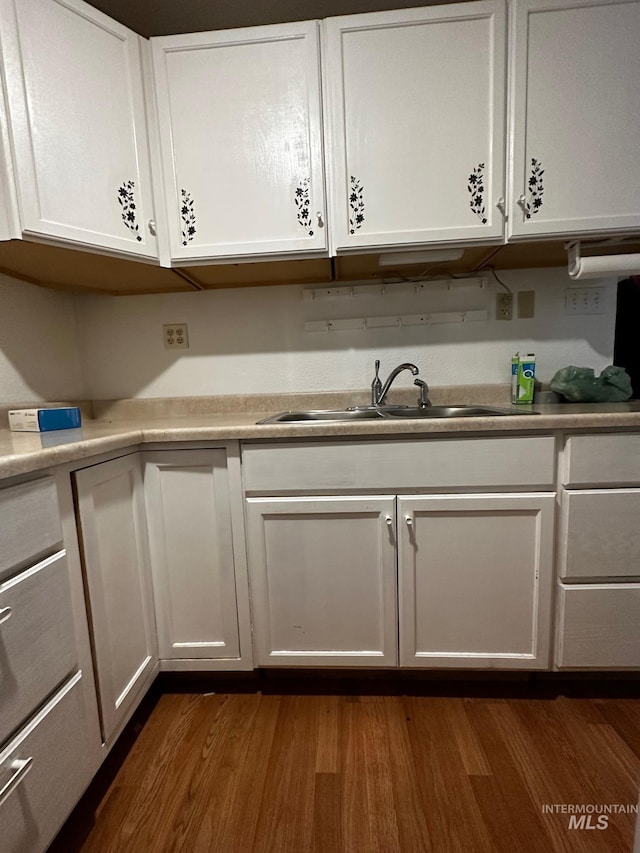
left=467, top=163, right=487, bottom=223
left=349, top=176, right=365, bottom=234
left=117, top=181, right=142, bottom=241
left=180, top=189, right=196, bottom=245
left=295, top=178, right=314, bottom=236
left=524, top=158, right=544, bottom=218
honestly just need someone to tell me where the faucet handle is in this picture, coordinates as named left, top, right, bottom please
left=371, top=359, right=382, bottom=406
left=414, top=378, right=431, bottom=408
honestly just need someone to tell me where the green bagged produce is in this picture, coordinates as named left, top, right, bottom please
left=550, top=365, right=632, bottom=403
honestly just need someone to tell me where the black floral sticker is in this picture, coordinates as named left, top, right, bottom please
left=468, top=163, right=487, bottom=224
left=295, top=178, right=314, bottom=236
left=524, top=158, right=544, bottom=218
left=349, top=176, right=365, bottom=234
left=117, top=180, right=142, bottom=241
left=180, top=189, right=196, bottom=245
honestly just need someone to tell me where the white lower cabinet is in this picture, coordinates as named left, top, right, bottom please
left=398, top=494, right=555, bottom=669
left=0, top=471, right=101, bottom=853
left=0, top=552, right=76, bottom=747
left=245, top=496, right=398, bottom=667
left=143, top=448, right=252, bottom=670
left=556, top=584, right=640, bottom=669
left=74, top=454, right=157, bottom=744
left=243, top=436, right=557, bottom=671
left=555, top=432, right=640, bottom=668
left=0, top=672, right=91, bottom=853
left=559, top=488, right=640, bottom=580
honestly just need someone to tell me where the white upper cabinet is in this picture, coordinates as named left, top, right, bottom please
left=151, top=21, right=327, bottom=263
left=323, top=1, right=507, bottom=253
left=0, top=0, right=157, bottom=258
left=0, top=76, right=19, bottom=242
left=509, top=0, right=640, bottom=239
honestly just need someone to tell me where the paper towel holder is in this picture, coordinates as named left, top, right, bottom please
left=567, top=240, right=640, bottom=280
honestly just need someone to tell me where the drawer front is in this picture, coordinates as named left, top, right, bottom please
left=0, top=477, right=62, bottom=577
left=560, top=489, right=640, bottom=580
left=242, top=436, right=556, bottom=493
left=0, top=552, right=77, bottom=746
left=0, top=672, right=90, bottom=853
left=563, top=434, right=640, bottom=486
left=556, top=583, right=640, bottom=669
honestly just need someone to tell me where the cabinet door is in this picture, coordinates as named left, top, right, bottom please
left=398, top=493, right=555, bottom=668
left=324, top=1, right=506, bottom=252
left=509, top=0, right=640, bottom=238
left=0, top=73, right=19, bottom=242
left=74, top=454, right=157, bottom=743
left=151, top=21, right=327, bottom=262
left=246, top=496, right=397, bottom=666
left=144, top=449, right=251, bottom=668
left=0, top=0, right=157, bottom=257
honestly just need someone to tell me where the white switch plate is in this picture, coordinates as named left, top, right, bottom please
left=565, top=287, right=605, bottom=315
left=163, top=323, right=189, bottom=348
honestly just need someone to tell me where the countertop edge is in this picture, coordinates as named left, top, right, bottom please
left=1, top=409, right=640, bottom=481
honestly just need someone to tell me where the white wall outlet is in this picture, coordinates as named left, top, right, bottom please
left=163, top=323, right=189, bottom=349
left=495, top=292, right=513, bottom=321
left=564, top=287, right=605, bottom=315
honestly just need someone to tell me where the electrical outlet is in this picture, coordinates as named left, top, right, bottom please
left=495, top=292, right=513, bottom=321
left=565, top=287, right=605, bottom=315
left=163, top=323, right=189, bottom=349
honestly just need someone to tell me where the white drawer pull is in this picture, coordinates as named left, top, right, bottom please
left=0, top=757, right=33, bottom=807
left=0, top=606, right=12, bottom=625
left=405, top=516, right=413, bottom=526
left=385, top=515, right=393, bottom=526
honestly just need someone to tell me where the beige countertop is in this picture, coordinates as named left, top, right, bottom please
left=1, top=396, right=640, bottom=481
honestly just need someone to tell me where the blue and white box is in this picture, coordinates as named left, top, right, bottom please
left=8, top=407, right=82, bottom=432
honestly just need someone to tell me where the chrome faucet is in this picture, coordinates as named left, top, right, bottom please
left=371, top=361, right=420, bottom=406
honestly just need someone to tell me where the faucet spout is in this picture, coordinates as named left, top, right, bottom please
left=375, top=362, right=419, bottom=406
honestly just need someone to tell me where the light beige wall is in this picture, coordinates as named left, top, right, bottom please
left=74, top=267, right=618, bottom=400
left=0, top=273, right=85, bottom=405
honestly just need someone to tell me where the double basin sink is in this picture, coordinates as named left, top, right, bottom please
left=258, top=405, right=531, bottom=424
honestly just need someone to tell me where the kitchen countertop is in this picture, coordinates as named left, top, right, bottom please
left=1, top=399, right=640, bottom=481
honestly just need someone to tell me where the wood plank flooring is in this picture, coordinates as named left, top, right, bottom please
left=69, top=693, right=640, bottom=852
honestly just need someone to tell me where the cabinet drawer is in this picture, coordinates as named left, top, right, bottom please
left=0, top=551, right=77, bottom=747
left=242, top=436, right=555, bottom=493
left=563, top=434, right=640, bottom=486
left=556, top=583, right=640, bottom=669
left=0, top=477, right=62, bottom=577
left=560, top=489, right=640, bottom=580
left=0, top=672, right=89, bottom=853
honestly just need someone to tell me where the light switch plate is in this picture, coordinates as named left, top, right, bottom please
left=517, top=290, right=535, bottom=319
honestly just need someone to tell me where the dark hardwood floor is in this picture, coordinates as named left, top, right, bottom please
left=60, top=692, right=640, bottom=852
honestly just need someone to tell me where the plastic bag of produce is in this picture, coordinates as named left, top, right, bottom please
left=550, top=365, right=632, bottom=402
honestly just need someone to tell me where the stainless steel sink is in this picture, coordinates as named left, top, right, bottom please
left=381, top=405, right=528, bottom=418
left=258, top=405, right=532, bottom=424
left=257, top=409, right=387, bottom=423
